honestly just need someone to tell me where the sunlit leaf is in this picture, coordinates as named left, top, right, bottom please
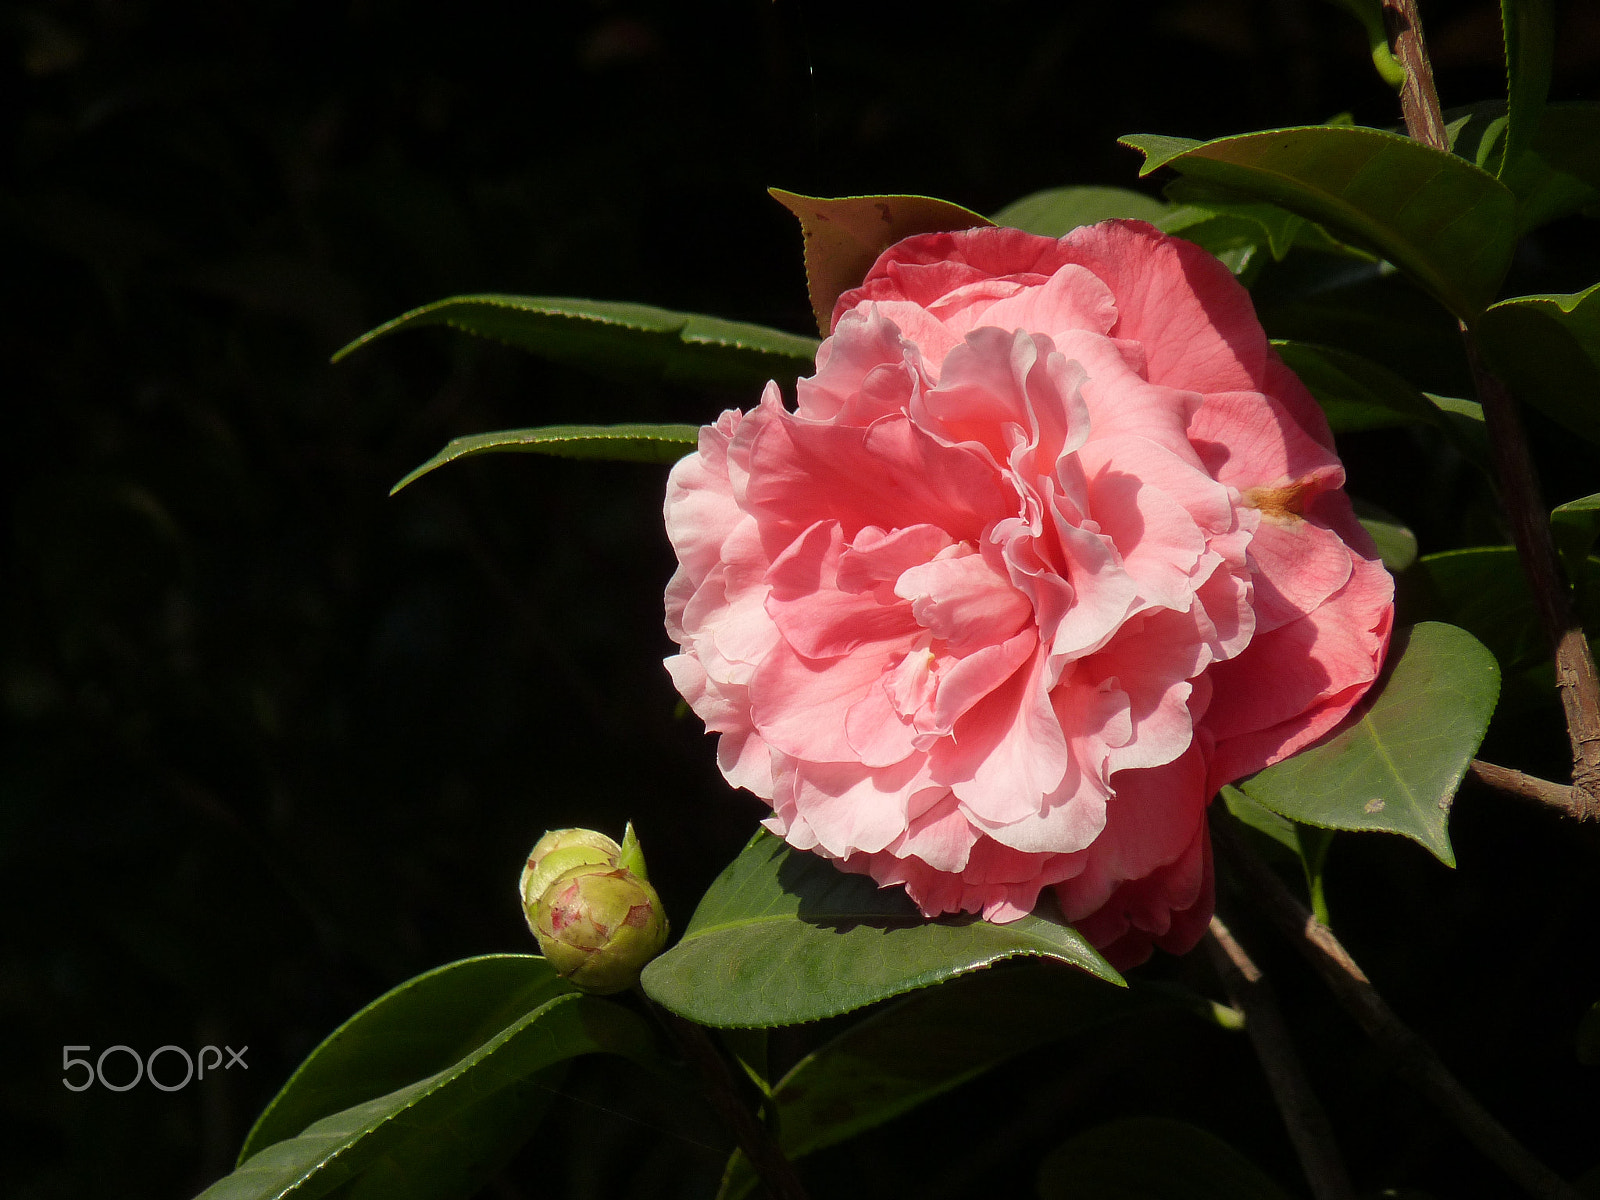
left=1236, top=623, right=1501, bottom=866
left=1499, top=0, right=1555, bottom=176
left=1476, top=283, right=1600, bottom=447
left=769, top=189, right=994, bottom=335
left=1036, top=1117, right=1297, bottom=1200
left=640, top=832, right=1121, bottom=1028
left=1122, top=126, right=1517, bottom=319
left=717, top=964, right=1178, bottom=1200
left=990, top=185, right=1167, bottom=236
left=332, top=294, right=820, bottom=390
left=205, top=956, right=658, bottom=1200
left=390, top=424, right=699, bottom=494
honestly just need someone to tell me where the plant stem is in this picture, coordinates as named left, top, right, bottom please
left=1205, top=917, right=1355, bottom=1200
left=1381, top=0, right=1448, bottom=151
left=644, top=999, right=811, bottom=1200
left=1468, top=758, right=1590, bottom=819
left=1464, top=345, right=1600, bottom=819
left=1385, top=0, right=1600, bottom=819
left=1213, top=820, right=1583, bottom=1200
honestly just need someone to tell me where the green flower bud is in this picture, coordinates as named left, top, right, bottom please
left=519, top=827, right=621, bottom=917
left=529, top=863, right=669, bottom=994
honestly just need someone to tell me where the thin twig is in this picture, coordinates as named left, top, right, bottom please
left=1464, top=348, right=1600, bottom=819
left=1468, top=759, right=1590, bottom=820
left=1213, top=821, right=1583, bottom=1200
left=1205, top=918, right=1355, bottom=1200
left=1380, top=0, right=1449, bottom=151
left=1384, top=0, right=1600, bottom=819
left=643, top=999, right=811, bottom=1200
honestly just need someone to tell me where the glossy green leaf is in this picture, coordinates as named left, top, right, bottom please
left=1500, top=0, right=1555, bottom=177
left=240, top=955, right=572, bottom=1162
left=1036, top=1117, right=1297, bottom=1200
left=206, top=957, right=657, bottom=1200
left=1425, top=392, right=1492, bottom=470
left=390, top=423, right=698, bottom=494
left=1272, top=339, right=1441, bottom=433
left=1476, top=283, right=1600, bottom=447
left=1122, top=126, right=1517, bottom=319
left=1552, top=494, right=1600, bottom=597
left=1236, top=623, right=1501, bottom=866
left=1354, top=498, right=1419, bottom=573
left=769, top=189, right=994, bottom=336
left=717, top=964, right=1174, bottom=1200
left=332, top=294, right=820, bottom=389
left=990, top=185, right=1168, bottom=236
left=640, top=831, right=1121, bottom=1027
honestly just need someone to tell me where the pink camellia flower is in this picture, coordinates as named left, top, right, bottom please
left=663, top=221, right=1393, bottom=968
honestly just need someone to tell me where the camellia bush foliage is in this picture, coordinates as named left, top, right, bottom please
left=192, top=3, right=1600, bottom=1199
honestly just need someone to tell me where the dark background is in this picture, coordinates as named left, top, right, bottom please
left=5, top=2, right=1600, bottom=1197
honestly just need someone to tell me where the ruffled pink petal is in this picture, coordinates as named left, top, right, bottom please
left=1060, top=220, right=1270, bottom=394
left=798, top=308, right=925, bottom=425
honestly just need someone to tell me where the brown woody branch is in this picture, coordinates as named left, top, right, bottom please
left=1205, top=918, right=1355, bottom=1200
left=1468, top=759, right=1591, bottom=820
left=1213, top=821, right=1583, bottom=1200
left=1384, top=0, right=1600, bottom=819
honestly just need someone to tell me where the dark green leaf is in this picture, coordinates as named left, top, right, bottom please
left=1354, top=498, right=1419, bottom=573
left=1425, top=392, right=1492, bottom=470
left=1220, top=787, right=1336, bottom=923
left=331, top=294, right=820, bottom=390
left=640, top=832, right=1121, bottom=1028
left=717, top=964, right=1175, bottom=1200
left=1036, top=1117, right=1298, bottom=1200
left=239, top=955, right=573, bottom=1161
left=1552, top=494, right=1600, bottom=598
left=1499, top=0, right=1555, bottom=177
left=1122, top=126, right=1517, bottom=319
left=990, top=186, right=1168, bottom=236
left=1446, top=101, right=1512, bottom=173
left=1161, top=178, right=1355, bottom=261
left=1161, top=209, right=1271, bottom=278
left=1578, top=1001, right=1600, bottom=1066
left=1272, top=339, right=1442, bottom=433
left=1415, top=546, right=1600, bottom=672
left=1236, top=623, right=1502, bottom=866
left=1501, top=102, right=1600, bottom=231
left=769, top=190, right=994, bottom=336
left=1450, top=101, right=1600, bottom=231
left=1476, top=283, right=1600, bottom=447
left=391, top=424, right=699, bottom=494
left=202, top=967, right=655, bottom=1200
